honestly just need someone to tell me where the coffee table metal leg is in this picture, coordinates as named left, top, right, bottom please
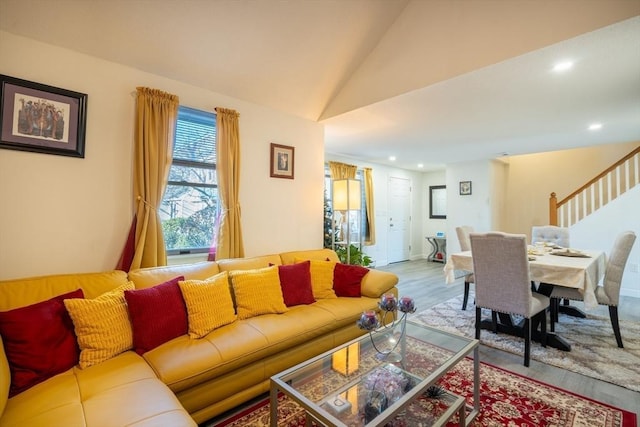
left=470, top=346, right=480, bottom=425
left=269, top=384, right=278, bottom=427
left=458, top=402, right=466, bottom=427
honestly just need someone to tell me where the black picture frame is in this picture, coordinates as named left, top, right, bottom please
left=270, top=143, right=294, bottom=179
left=429, top=185, right=446, bottom=219
left=459, top=181, right=472, bottom=195
left=0, top=75, right=87, bottom=158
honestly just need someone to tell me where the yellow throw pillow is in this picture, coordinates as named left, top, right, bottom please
left=296, top=258, right=337, bottom=299
left=230, top=266, right=288, bottom=320
left=178, top=272, right=236, bottom=339
left=64, top=282, right=135, bottom=369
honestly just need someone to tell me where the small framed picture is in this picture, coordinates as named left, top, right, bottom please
left=459, top=181, right=472, bottom=195
left=270, top=143, right=294, bottom=179
left=0, top=74, right=87, bottom=158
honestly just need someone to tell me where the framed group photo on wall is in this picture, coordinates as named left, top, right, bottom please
left=270, top=143, right=294, bottom=179
left=0, top=75, right=88, bottom=158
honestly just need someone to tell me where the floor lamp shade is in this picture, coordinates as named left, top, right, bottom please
left=332, top=179, right=361, bottom=211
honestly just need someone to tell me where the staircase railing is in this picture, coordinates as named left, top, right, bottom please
left=550, top=146, right=640, bottom=227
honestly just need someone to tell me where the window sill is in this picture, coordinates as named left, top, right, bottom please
left=167, top=252, right=208, bottom=266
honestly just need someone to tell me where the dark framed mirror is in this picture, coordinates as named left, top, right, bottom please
left=429, top=185, right=446, bottom=219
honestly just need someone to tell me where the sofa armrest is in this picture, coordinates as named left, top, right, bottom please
left=0, top=336, right=10, bottom=419
left=360, top=269, right=398, bottom=298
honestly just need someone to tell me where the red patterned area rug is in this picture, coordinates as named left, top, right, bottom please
left=209, top=359, right=636, bottom=427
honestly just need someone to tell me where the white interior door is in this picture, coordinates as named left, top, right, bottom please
left=388, top=177, right=411, bottom=263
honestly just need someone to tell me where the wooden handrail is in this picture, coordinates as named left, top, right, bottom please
left=557, top=145, right=640, bottom=207
left=549, top=144, right=640, bottom=226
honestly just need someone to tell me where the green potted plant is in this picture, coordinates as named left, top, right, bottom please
left=335, top=244, right=373, bottom=267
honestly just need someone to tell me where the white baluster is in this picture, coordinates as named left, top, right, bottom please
left=626, top=158, right=632, bottom=192
left=598, top=178, right=603, bottom=210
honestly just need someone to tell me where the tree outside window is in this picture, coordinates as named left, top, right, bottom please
left=160, top=106, right=218, bottom=254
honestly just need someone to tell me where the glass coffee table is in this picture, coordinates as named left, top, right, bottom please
left=270, top=320, right=479, bottom=426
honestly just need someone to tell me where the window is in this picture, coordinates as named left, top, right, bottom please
left=160, top=106, right=218, bottom=254
left=323, top=165, right=367, bottom=247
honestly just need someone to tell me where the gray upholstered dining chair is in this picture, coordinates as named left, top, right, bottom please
left=470, top=232, right=550, bottom=367
left=550, top=230, right=636, bottom=348
left=531, top=225, right=570, bottom=248
left=532, top=225, right=570, bottom=298
left=455, top=226, right=475, bottom=310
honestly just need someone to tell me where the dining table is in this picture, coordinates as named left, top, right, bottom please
left=443, top=248, right=606, bottom=351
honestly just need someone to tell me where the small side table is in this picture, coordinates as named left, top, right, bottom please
left=426, top=236, right=446, bottom=263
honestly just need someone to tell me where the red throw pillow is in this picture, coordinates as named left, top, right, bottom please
left=0, top=288, right=84, bottom=397
left=278, top=261, right=315, bottom=306
left=124, top=276, right=187, bottom=355
left=333, top=263, right=369, bottom=297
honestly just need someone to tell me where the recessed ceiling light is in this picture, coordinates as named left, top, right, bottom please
left=417, top=163, right=424, bottom=168
left=389, top=156, right=396, bottom=161
left=588, top=123, right=603, bottom=131
left=553, top=61, right=573, bottom=72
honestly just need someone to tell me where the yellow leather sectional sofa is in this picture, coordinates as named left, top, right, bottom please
left=0, top=249, right=398, bottom=426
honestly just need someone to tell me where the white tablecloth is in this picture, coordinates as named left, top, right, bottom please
left=443, top=250, right=606, bottom=310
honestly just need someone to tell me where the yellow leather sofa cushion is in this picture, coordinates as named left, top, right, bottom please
left=142, top=322, right=261, bottom=392
left=64, top=282, right=135, bottom=369
left=0, top=270, right=129, bottom=311
left=244, top=305, right=341, bottom=345
left=312, top=297, right=383, bottom=323
left=128, top=261, right=220, bottom=289
left=279, top=248, right=340, bottom=265
left=0, top=367, right=85, bottom=427
left=76, top=352, right=195, bottom=426
left=178, top=272, right=237, bottom=338
left=230, top=266, right=288, bottom=319
left=143, top=305, right=340, bottom=394
left=217, top=254, right=282, bottom=272
left=0, top=352, right=196, bottom=427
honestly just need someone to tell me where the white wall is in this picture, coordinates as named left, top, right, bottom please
left=445, top=160, right=498, bottom=253
left=570, top=186, right=640, bottom=298
left=0, top=31, right=324, bottom=280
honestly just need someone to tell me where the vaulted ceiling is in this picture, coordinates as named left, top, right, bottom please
left=1, top=0, right=638, bottom=170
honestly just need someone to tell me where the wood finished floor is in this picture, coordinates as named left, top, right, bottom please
left=378, top=259, right=640, bottom=421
